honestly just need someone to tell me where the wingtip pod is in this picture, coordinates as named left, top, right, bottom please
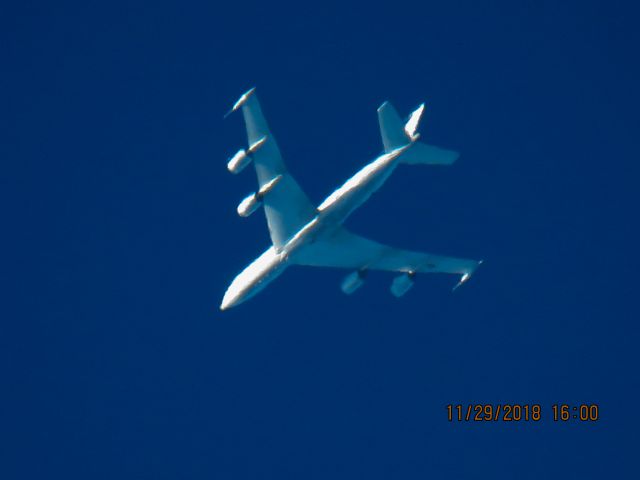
left=224, top=87, right=256, bottom=118
left=452, top=260, right=483, bottom=292
left=376, top=100, right=390, bottom=113
left=232, top=87, right=256, bottom=111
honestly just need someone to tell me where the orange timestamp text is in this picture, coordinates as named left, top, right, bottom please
left=446, top=404, right=600, bottom=422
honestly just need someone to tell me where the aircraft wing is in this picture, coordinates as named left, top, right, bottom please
left=292, top=227, right=481, bottom=276
left=231, top=89, right=317, bottom=248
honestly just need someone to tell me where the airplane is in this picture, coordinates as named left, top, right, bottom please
left=220, top=88, right=481, bottom=310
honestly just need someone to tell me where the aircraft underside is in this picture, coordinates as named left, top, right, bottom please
left=220, top=88, right=481, bottom=310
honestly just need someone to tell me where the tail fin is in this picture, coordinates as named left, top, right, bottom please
left=377, top=102, right=409, bottom=151
left=377, top=101, right=460, bottom=166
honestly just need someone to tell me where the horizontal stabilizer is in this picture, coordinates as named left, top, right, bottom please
left=401, top=142, right=459, bottom=166
left=377, top=100, right=458, bottom=165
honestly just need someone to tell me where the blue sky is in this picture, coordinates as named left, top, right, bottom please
left=3, top=1, right=639, bottom=478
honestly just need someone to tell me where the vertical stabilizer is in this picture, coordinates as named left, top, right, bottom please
left=404, top=104, right=424, bottom=140
left=377, top=102, right=409, bottom=152
left=377, top=100, right=459, bottom=165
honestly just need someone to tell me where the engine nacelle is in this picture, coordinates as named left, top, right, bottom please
left=226, top=136, right=268, bottom=175
left=236, top=175, right=282, bottom=218
left=227, top=149, right=252, bottom=174
left=237, top=193, right=261, bottom=217
left=390, top=271, right=415, bottom=297
left=341, top=270, right=366, bottom=295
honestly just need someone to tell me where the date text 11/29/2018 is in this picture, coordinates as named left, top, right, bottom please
left=446, top=404, right=599, bottom=422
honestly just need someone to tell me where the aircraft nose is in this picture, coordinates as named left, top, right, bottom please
left=220, top=290, right=239, bottom=311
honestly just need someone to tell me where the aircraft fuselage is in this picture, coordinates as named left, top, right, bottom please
left=220, top=145, right=410, bottom=310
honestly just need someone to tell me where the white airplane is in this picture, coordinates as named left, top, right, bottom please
left=220, top=88, right=481, bottom=310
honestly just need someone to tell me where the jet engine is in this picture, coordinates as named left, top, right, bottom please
left=226, top=136, right=268, bottom=174
left=227, top=149, right=251, bottom=174
left=237, top=193, right=261, bottom=217
left=341, top=270, right=367, bottom=295
left=390, top=271, right=415, bottom=297
left=236, top=174, right=283, bottom=218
